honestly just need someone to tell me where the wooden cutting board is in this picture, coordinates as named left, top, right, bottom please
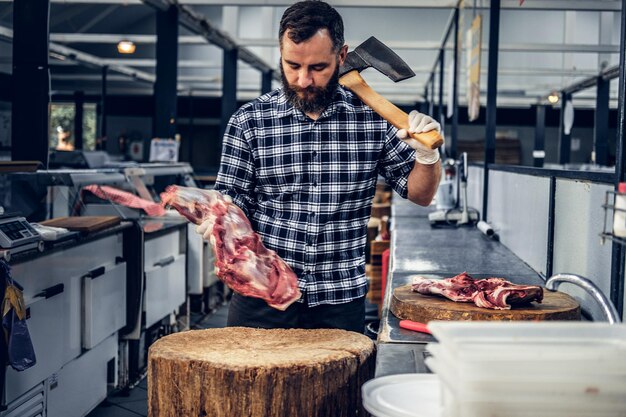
left=41, top=216, right=121, bottom=233
left=0, top=161, right=40, bottom=173
left=391, top=284, right=580, bottom=322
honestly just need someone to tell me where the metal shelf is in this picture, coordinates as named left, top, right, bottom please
left=600, top=190, right=626, bottom=247
left=600, top=232, right=626, bottom=246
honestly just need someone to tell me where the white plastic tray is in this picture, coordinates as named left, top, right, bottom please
left=423, top=322, right=626, bottom=416
left=428, top=321, right=626, bottom=349
left=361, top=374, right=441, bottom=417
left=426, top=357, right=626, bottom=404
left=427, top=339, right=626, bottom=363
left=426, top=342, right=626, bottom=377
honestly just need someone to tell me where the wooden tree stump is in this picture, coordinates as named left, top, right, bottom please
left=148, top=327, right=376, bottom=417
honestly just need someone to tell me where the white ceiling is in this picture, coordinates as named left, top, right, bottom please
left=0, top=0, right=623, bottom=108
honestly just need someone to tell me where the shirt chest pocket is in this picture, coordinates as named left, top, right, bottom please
left=256, top=150, right=306, bottom=195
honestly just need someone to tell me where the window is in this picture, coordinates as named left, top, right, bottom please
left=49, top=102, right=98, bottom=151
left=83, top=103, right=96, bottom=150
left=49, top=103, right=75, bottom=150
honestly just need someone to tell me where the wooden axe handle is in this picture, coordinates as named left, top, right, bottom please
left=339, top=70, right=443, bottom=150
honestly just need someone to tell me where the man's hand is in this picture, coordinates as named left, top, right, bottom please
left=196, top=219, right=213, bottom=241
left=194, top=192, right=233, bottom=242
left=396, top=110, right=442, bottom=165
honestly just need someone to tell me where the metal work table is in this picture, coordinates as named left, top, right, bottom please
left=375, top=197, right=544, bottom=377
left=137, top=216, right=188, bottom=236
left=11, top=222, right=133, bottom=264
left=10, top=216, right=188, bottom=265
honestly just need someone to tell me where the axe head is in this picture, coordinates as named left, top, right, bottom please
left=339, top=36, right=415, bottom=82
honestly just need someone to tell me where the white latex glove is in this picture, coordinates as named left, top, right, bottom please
left=396, top=110, right=442, bottom=165
left=193, top=192, right=234, bottom=241
left=196, top=218, right=214, bottom=241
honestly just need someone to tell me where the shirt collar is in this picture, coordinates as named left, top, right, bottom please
left=275, top=85, right=351, bottom=121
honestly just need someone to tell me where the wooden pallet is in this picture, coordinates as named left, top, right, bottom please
left=367, top=240, right=389, bottom=312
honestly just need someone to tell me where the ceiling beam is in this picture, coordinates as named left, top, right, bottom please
left=52, top=73, right=220, bottom=82
left=0, top=25, right=158, bottom=84
left=51, top=33, right=205, bottom=43
left=2, top=0, right=620, bottom=11
left=76, top=4, right=119, bottom=33
left=138, top=1, right=279, bottom=80
left=49, top=33, right=621, bottom=54
left=50, top=43, right=158, bottom=82
left=40, top=57, right=601, bottom=78
left=179, top=0, right=622, bottom=10
left=48, top=72, right=618, bottom=100
left=47, top=58, right=222, bottom=67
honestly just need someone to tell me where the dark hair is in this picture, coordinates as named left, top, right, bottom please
left=279, top=1, right=344, bottom=52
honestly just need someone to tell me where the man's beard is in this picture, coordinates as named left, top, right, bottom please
left=281, top=62, right=339, bottom=114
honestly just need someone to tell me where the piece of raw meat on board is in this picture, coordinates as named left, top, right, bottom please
left=411, top=272, right=543, bottom=310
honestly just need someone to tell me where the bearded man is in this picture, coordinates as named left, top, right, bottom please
left=202, top=0, right=442, bottom=332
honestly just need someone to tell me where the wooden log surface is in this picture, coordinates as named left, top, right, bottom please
left=148, top=327, right=376, bottom=417
left=391, top=284, right=580, bottom=322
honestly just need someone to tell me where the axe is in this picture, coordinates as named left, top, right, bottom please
left=339, top=37, right=443, bottom=150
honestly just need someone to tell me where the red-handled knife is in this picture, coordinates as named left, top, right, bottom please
left=399, top=320, right=431, bottom=334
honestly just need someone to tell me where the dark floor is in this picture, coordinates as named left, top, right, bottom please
left=86, top=303, right=230, bottom=417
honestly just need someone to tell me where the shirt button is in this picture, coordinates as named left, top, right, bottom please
left=312, top=151, right=318, bottom=157
left=310, top=212, right=315, bottom=217
left=313, top=182, right=318, bottom=187
left=304, top=270, right=311, bottom=275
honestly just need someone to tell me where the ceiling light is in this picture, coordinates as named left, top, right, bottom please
left=547, top=91, right=559, bottom=104
left=117, top=41, right=136, bottom=54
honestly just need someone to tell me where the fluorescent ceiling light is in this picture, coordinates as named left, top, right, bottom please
left=117, top=40, right=136, bottom=54
left=547, top=91, right=559, bottom=104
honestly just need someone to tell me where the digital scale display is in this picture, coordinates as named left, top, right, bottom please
left=0, top=217, right=41, bottom=249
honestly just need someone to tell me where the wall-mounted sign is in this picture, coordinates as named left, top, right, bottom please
left=150, top=138, right=179, bottom=162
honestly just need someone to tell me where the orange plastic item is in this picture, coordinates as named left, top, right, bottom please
left=381, top=248, right=390, bottom=298
left=399, top=320, right=431, bottom=334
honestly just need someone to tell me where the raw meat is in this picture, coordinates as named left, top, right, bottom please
left=160, top=185, right=301, bottom=310
left=84, top=184, right=165, bottom=216
left=411, top=272, right=543, bottom=310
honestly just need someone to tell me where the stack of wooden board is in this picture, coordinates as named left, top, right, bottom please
left=367, top=239, right=389, bottom=312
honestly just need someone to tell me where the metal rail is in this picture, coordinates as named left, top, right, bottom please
left=610, top=0, right=626, bottom=319
left=546, top=273, right=621, bottom=324
left=482, top=0, right=501, bottom=221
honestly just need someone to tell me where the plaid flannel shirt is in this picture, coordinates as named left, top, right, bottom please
left=214, top=86, right=416, bottom=306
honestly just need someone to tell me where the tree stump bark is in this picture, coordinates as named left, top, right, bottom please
left=148, top=327, right=376, bottom=417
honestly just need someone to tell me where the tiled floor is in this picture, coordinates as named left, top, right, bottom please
left=86, top=303, right=230, bottom=417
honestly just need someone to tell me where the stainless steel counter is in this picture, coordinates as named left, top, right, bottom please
left=11, top=222, right=133, bottom=264
left=375, top=197, right=544, bottom=376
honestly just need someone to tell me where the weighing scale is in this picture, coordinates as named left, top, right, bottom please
left=0, top=215, right=44, bottom=261
left=429, top=152, right=479, bottom=227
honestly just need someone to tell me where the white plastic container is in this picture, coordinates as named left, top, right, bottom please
left=427, top=358, right=626, bottom=417
left=613, top=182, right=626, bottom=238
left=425, top=355, right=626, bottom=402
left=426, top=341, right=626, bottom=376
left=428, top=321, right=626, bottom=349
left=424, top=322, right=626, bottom=417
left=361, top=374, right=441, bottom=417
